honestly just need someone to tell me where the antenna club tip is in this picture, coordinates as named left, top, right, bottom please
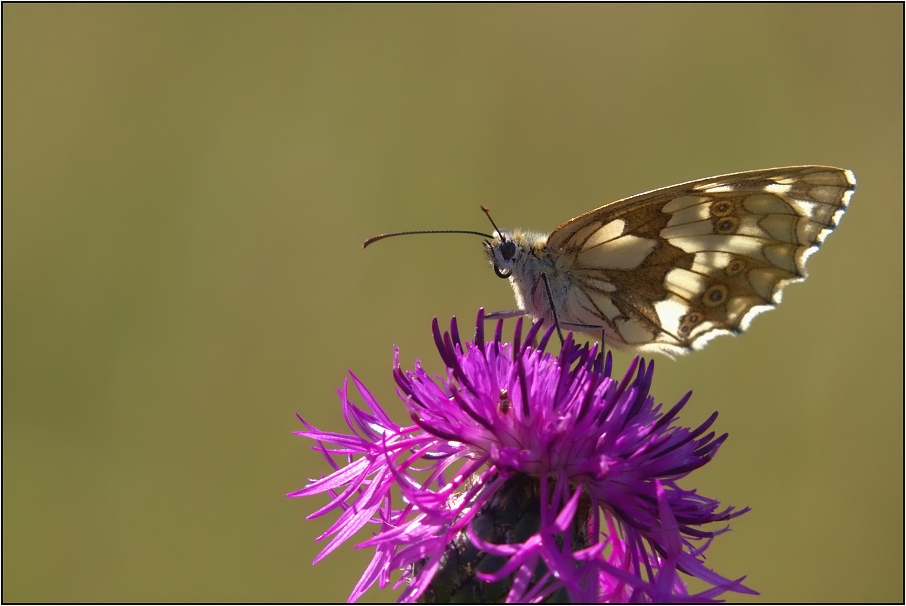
left=480, top=205, right=491, bottom=213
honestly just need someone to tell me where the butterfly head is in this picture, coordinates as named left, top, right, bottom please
left=479, top=205, right=533, bottom=280
left=483, top=232, right=519, bottom=279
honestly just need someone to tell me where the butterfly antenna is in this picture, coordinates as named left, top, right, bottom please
left=480, top=205, right=506, bottom=240
left=540, top=272, right=565, bottom=345
left=363, top=229, right=493, bottom=248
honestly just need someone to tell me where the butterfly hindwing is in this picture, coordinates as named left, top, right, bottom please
left=546, top=166, right=855, bottom=354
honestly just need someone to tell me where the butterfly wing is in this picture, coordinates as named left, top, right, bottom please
left=546, top=166, right=855, bottom=355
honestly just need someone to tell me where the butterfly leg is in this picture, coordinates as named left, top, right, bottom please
left=559, top=321, right=608, bottom=353
left=483, top=309, right=526, bottom=320
left=540, top=272, right=565, bottom=345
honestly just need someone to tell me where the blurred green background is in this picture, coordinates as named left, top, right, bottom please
left=3, top=4, right=902, bottom=603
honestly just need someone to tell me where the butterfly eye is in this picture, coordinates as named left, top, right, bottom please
left=494, top=265, right=512, bottom=279
left=500, top=240, right=517, bottom=260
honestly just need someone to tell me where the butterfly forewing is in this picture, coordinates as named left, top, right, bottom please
left=544, top=166, right=854, bottom=355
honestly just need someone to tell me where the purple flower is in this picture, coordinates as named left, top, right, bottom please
left=289, top=310, right=756, bottom=602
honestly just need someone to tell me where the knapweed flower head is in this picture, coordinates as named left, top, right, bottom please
left=290, top=310, right=755, bottom=602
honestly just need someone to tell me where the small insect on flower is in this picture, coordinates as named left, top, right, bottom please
left=289, top=310, right=756, bottom=602
left=365, top=166, right=855, bottom=356
left=496, top=388, right=510, bottom=414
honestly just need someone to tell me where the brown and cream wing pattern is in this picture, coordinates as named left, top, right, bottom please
left=546, top=166, right=855, bottom=354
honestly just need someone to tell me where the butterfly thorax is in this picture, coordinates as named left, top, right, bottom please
left=485, top=230, right=588, bottom=330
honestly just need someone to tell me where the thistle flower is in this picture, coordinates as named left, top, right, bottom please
left=289, top=310, right=756, bottom=602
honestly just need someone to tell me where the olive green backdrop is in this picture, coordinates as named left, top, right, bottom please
left=3, top=4, right=902, bottom=603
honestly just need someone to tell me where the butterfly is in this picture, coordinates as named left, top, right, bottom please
left=365, top=166, right=855, bottom=356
